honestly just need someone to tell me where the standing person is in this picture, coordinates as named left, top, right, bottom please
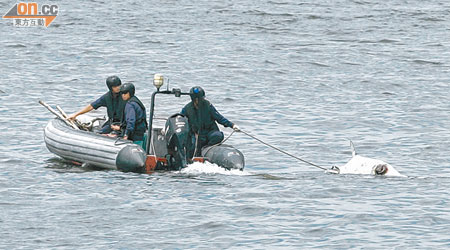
left=68, top=76, right=126, bottom=134
left=111, top=83, right=147, bottom=148
left=181, top=86, right=240, bottom=159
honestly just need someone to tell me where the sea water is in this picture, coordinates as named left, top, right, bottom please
left=1, top=0, right=449, bottom=248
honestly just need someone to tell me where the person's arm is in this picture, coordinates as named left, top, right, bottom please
left=68, top=104, right=94, bottom=120
left=210, top=104, right=240, bottom=131
left=68, top=95, right=105, bottom=120
left=210, top=104, right=233, bottom=128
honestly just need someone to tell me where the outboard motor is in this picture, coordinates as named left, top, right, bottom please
left=164, top=114, right=189, bottom=170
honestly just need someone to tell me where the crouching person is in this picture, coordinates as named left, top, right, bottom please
left=181, top=86, right=240, bottom=160
left=111, top=83, right=148, bottom=149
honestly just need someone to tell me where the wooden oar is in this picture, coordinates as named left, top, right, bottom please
left=56, top=105, right=69, bottom=118
left=56, top=105, right=80, bottom=128
left=39, top=100, right=79, bottom=130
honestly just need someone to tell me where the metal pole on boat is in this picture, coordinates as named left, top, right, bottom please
left=145, top=74, right=192, bottom=155
left=146, top=74, right=164, bottom=154
left=145, top=90, right=158, bottom=154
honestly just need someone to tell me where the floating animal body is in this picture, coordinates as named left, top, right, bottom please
left=330, top=141, right=403, bottom=177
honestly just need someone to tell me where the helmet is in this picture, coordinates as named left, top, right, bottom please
left=120, top=83, right=135, bottom=97
left=189, top=86, right=205, bottom=102
left=106, top=76, right=122, bottom=90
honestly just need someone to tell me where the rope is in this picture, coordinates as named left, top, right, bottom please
left=114, top=136, right=129, bottom=146
left=193, top=133, right=199, bottom=157
left=221, top=130, right=235, bottom=145
left=239, top=130, right=327, bottom=171
left=202, top=130, right=236, bottom=156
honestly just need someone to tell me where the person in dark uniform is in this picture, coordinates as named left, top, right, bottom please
left=181, top=86, right=240, bottom=159
left=111, top=83, right=147, bottom=148
left=68, top=76, right=126, bottom=134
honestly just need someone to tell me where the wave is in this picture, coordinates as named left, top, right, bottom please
left=412, top=59, right=443, bottom=65
left=181, top=162, right=251, bottom=176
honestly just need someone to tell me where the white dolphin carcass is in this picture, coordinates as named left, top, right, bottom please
left=330, top=141, right=404, bottom=177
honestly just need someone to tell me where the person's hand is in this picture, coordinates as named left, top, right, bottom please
left=67, top=113, right=77, bottom=121
left=111, top=124, right=121, bottom=131
left=232, top=124, right=240, bottom=132
left=123, top=135, right=128, bottom=140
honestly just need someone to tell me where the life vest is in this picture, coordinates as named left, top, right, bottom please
left=103, top=91, right=126, bottom=122
left=126, top=96, right=148, bottom=140
left=184, top=99, right=219, bottom=135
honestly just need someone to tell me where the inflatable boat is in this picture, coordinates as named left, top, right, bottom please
left=43, top=75, right=245, bottom=173
left=44, top=117, right=147, bottom=172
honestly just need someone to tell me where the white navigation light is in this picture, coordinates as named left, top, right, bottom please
left=153, top=74, right=164, bottom=89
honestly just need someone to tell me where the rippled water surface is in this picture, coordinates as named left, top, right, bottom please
left=1, top=0, right=450, bottom=249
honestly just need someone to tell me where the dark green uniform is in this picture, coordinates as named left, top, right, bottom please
left=181, top=99, right=233, bottom=158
